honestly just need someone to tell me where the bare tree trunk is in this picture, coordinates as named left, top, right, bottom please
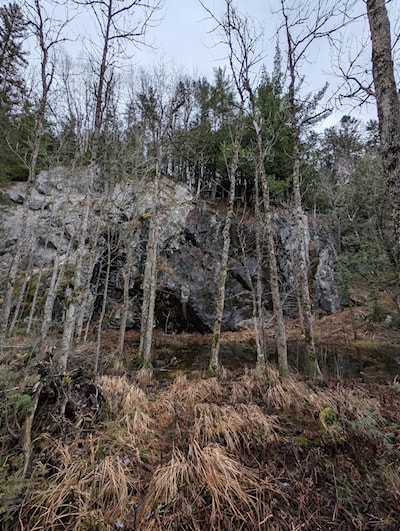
left=119, top=223, right=136, bottom=355
left=253, top=172, right=266, bottom=368
left=282, top=2, right=322, bottom=378
left=40, top=252, right=68, bottom=346
left=75, top=220, right=102, bottom=340
left=59, top=174, right=93, bottom=373
left=8, top=244, right=34, bottom=335
left=138, top=202, right=159, bottom=367
left=138, top=140, right=162, bottom=367
left=0, top=205, right=30, bottom=350
left=27, top=204, right=54, bottom=334
left=252, top=110, right=289, bottom=377
left=26, top=269, right=42, bottom=334
left=209, top=121, right=242, bottom=375
left=200, top=0, right=288, bottom=375
left=60, top=0, right=161, bottom=372
left=94, top=228, right=112, bottom=374
left=236, top=209, right=264, bottom=363
left=0, top=0, right=61, bottom=355
left=259, top=181, right=288, bottom=377
left=366, top=0, right=400, bottom=264
left=292, top=139, right=321, bottom=377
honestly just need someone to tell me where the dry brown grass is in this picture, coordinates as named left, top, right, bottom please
left=99, top=375, right=155, bottom=450
left=229, top=366, right=331, bottom=416
left=134, top=367, right=154, bottom=385
left=168, top=374, right=224, bottom=405
left=99, top=375, right=149, bottom=415
left=192, top=403, right=279, bottom=453
left=26, top=436, right=139, bottom=530
left=138, top=441, right=261, bottom=530
left=10, top=356, right=400, bottom=531
left=229, top=367, right=269, bottom=403
left=382, top=464, right=400, bottom=496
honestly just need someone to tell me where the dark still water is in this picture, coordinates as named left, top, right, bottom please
left=163, top=342, right=400, bottom=381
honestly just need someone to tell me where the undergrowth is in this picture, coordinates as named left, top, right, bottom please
left=1, top=364, right=400, bottom=530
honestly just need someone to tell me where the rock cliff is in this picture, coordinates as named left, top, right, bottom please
left=0, top=167, right=341, bottom=333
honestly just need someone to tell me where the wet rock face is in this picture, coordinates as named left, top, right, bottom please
left=0, top=168, right=341, bottom=333
left=158, top=207, right=341, bottom=332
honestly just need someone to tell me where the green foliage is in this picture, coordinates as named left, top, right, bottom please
left=0, top=2, right=29, bottom=185
left=8, top=392, right=31, bottom=410
left=255, top=57, right=293, bottom=200
left=0, top=2, right=27, bottom=109
left=319, top=406, right=337, bottom=426
left=367, top=301, right=386, bottom=323
left=312, top=116, right=396, bottom=294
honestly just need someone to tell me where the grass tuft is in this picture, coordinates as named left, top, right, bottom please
left=192, top=403, right=279, bottom=453
left=26, top=437, right=138, bottom=530
left=139, top=441, right=260, bottom=529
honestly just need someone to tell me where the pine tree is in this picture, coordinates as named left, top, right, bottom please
left=0, top=2, right=26, bottom=111
left=0, top=2, right=28, bottom=183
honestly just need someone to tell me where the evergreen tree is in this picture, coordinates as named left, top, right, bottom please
left=0, top=2, right=26, bottom=111
left=256, top=53, right=293, bottom=200
left=0, top=2, right=28, bottom=183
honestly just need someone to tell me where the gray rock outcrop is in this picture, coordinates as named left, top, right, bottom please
left=0, top=167, right=341, bottom=333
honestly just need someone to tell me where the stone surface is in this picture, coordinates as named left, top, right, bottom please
left=0, top=167, right=342, bottom=333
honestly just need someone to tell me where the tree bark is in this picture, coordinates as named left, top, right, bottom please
left=0, top=0, right=55, bottom=355
left=138, top=143, right=161, bottom=367
left=94, top=227, right=112, bottom=374
left=292, top=137, right=321, bottom=378
left=252, top=115, right=289, bottom=378
left=209, top=122, right=242, bottom=375
left=253, top=172, right=267, bottom=368
left=366, top=0, right=400, bottom=264
left=283, top=4, right=322, bottom=378
left=119, top=223, right=136, bottom=355
left=59, top=173, right=93, bottom=373
left=138, top=206, right=159, bottom=367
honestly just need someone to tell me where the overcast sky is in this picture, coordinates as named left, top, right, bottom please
left=142, top=0, right=270, bottom=78
left=126, top=0, right=381, bottom=126
left=22, top=0, right=400, bottom=128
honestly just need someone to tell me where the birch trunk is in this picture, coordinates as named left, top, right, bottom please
left=40, top=252, right=68, bottom=347
left=366, top=0, right=400, bottom=264
left=0, top=26, right=49, bottom=354
left=283, top=6, right=322, bottom=378
left=58, top=1, right=112, bottom=372
left=209, top=123, right=242, bottom=374
left=138, top=142, right=161, bottom=367
left=253, top=122, right=289, bottom=377
left=76, top=220, right=102, bottom=340
left=138, top=213, right=159, bottom=367
left=119, top=224, right=136, bottom=355
left=253, top=173, right=266, bottom=368
left=94, top=228, right=112, bottom=374
left=59, top=172, right=94, bottom=373
left=292, top=140, right=321, bottom=378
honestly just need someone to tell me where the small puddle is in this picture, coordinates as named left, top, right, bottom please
left=155, top=342, right=400, bottom=381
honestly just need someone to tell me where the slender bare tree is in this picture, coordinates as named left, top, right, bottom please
left=199, top=1, right=246, bottom=375
left=208, top=120, right=243, bottom=374
left=279, top=0, right=339, bottom=377
left=137, top=70, right=186, bottom=367
left=59, top=0, right=162, bottom=373
left=0, top=0, right=67, bottom=356
left=237, top=19, right=289, bottom=377
left=201, top=0, right=289, bottom=375
left=366, top=0, right=400, bottom=265
left=118, top=220, right=137, bottom=355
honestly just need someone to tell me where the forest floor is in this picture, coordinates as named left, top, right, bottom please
left=1, top=294, right=400, bottom=530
